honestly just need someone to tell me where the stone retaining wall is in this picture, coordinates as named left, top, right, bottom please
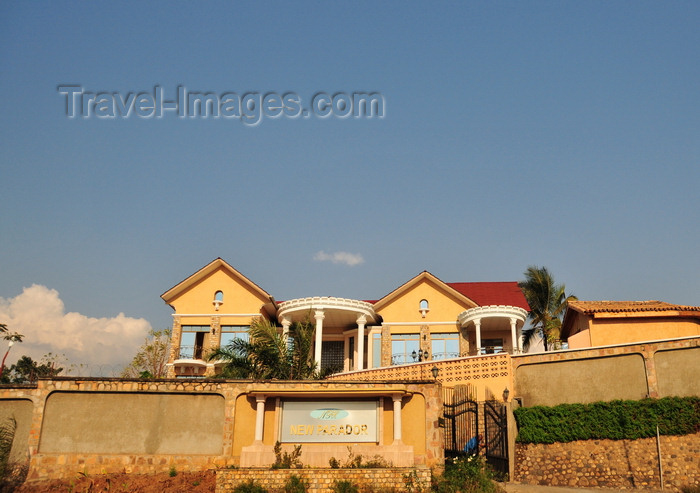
left=216, top=467, right=432, bottom=493
left=514, top=432, right=700, bottom=491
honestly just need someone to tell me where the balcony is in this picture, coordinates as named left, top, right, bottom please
left=391, top=345, right=516, bottom=365
left=173, top=345, right=207, bottom=365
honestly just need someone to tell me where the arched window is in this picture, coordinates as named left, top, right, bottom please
left=419, top=299, right=429, bottom=317
left=213, top=291, right=224, bottom=311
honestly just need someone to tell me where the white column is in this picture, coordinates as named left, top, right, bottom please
left=356, top=315, right=367, bottom=371
left=474, top=318, right=482, bottom=355
left=314, top=310, right=325, bottom=368
left=281, top=317, right=291, bottom=338
left=343, top=334, right=350, bottom=372
left=509, top=317, right=518, bottom=354
left=392, top=393, right=403, bottom=443
left=254, top=395, right=266, bottom=442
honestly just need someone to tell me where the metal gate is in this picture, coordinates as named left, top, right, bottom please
left=483, top=400, right=508, bottom=477
left=442, top=386, right=478, bottom=458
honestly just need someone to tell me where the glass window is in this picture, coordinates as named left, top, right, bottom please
left=431, top=333, right=460, bottom=360
left=215, top=291, right=224, bottom=302
left=220, top=325, right=249, bottom=348
left=391, top=334, right=420, bottom=365
left=179, top=332, right=196, bottom=359
left=482, top=338, right=504, bottom=354
left=372, top=333, right=382, bottom=368
left=181, top=325, right=209, bottom=332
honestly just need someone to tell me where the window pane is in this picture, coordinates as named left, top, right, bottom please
left=372, top=334, right=381, bottom=368
left=179, top=332, right=196, bottom=358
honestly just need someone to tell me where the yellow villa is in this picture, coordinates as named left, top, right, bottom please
left=561, top=300, right=700, bottom=349
left=161, top=258, right=530, bottom=378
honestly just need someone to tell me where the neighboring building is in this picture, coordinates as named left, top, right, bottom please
left=161, top=258, right=530, bottom=378
left=561, top=300, right=700, bottom=349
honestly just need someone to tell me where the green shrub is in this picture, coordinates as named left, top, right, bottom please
left=331, top=479, right=359, bottom=493
left=332, top=446, right=392, bottom=469
left=284, top=474, right=307, bottom=493
left=272, top=441, right=303, bottom=469
left=431, top=455, right=503, bottom=493
left=232, top=480, right=268, bottom=493
left=514, top=396, right=700, bottom=444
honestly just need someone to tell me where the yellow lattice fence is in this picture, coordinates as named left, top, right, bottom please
left=327, top=353, right=513, bottom=402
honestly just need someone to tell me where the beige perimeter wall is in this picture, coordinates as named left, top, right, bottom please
left=0, top=398, right=34, bottom=463
left=513, top=337, right=700, bottom=407
left=40, top=392, right=225, bottom=455
left=0, top=378, right=442, bottom=481
left=655, top=346, right=700, bottom=397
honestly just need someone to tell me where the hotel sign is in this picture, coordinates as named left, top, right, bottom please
left=280, top=400, right=378, bottom=443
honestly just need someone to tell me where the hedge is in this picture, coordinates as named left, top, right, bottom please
left=514, top=396, right=700, bottom=444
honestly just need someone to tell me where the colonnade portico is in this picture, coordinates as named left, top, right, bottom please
left=248, top=391, right=408, bottom=446
left=458, top=305, right=528, bottom=354
left=277, top=297, right=378, bottom=372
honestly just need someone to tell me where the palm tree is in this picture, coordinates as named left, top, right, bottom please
left=518, top=266, right=576, bottom=351
left=207, top=317, right=318, bottom=380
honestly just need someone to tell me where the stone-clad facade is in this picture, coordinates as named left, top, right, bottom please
left=514, top=433, right=700, bottom=490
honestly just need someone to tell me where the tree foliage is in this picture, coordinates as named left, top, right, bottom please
left=207, top=317, right=320, bottom=380
left=518, top=266, right=576, bottom=351
left=0, top=324, right=23, bottom=345
left=1, top=354, right=64, bottom=384
left=121, top=328, right=171, bottom=378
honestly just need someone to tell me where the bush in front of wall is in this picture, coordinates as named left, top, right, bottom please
left=514, top=396, right=700, bottom=444
left=232, top=480, right=268, bottom=493
left=272, top=441, right=303, bottom=469
left=328, top=446, right=392, bottom=469
left=431, top=455, right=504, bottom=493
left=284, top=474, right=308, bottom=493
left=330, top=479, right=359, bottom=493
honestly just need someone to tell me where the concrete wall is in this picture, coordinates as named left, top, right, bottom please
left=0, top=398, right=34, bottom=463
left=514, top=354, right=648, bottom=407
left=655, top=346, right=700, bottom=397
left=0, top=378, right=442, bottom=481
left=40, top=392, right=225, bottom=454
left=512, top=337, right=700, bottom=407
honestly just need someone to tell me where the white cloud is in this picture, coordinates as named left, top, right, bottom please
left=313, top=251, right=365, bottom=267
left=0, top=284, right=152, bottom=374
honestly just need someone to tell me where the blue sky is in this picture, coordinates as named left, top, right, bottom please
left=1, top=2, right=698, bottom=370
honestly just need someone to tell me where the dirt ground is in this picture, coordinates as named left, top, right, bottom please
left=13, top=470, right=216, bottom=493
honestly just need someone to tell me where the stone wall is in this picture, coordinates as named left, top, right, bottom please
left=216, top=467, right=432, bottom=493
left=514, top=432, right=700, bottom=491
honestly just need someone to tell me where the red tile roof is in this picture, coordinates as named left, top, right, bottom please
left=567, top=300, right=700, bottom=314
left=447, top=282, right=530, bottom=311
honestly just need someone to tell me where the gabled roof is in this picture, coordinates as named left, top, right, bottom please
left=447, top=282, right=530, bottom=311
left=372, top=271, right=476, bottom=311
left=161, top=258, right=272, bottom=307
left=372, top=271, right=530, bottom=312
